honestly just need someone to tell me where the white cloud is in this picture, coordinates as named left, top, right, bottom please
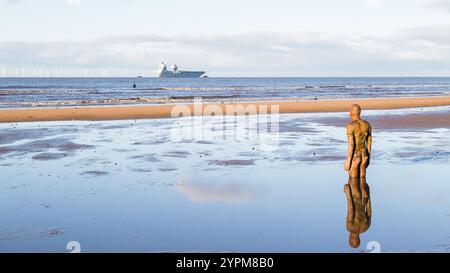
left=1, top=0, right=82, bottom=5
left=403, top=25, right=450, bottom=45
left=0, top=0, right=24, bottom=4
left=424, top=0, right=450, bottom=12
left=1, top=28, right=449, bottom=76
left=65, top=0, right=81, bottom=6
left=365, top=0, right=384, bottom=6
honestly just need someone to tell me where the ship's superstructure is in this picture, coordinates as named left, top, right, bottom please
left=155, top=62, right=206, bottom=78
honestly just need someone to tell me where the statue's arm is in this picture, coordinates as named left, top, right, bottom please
left=344, top=124, right=355, bottom=171
left=367, top=124, right=372, bottom=155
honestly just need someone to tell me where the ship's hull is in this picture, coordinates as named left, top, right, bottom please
left=157, top=70, right=205, bottom=78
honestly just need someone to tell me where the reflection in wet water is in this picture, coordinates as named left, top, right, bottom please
left=344, top=177, right=372, bottom=249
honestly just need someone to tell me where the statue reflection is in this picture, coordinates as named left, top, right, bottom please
left=344, top=177, right=372, bottom=248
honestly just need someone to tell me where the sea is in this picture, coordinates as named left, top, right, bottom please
left=0, top=77, right=450, bottom=108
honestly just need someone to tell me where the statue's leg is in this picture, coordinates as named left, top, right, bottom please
left=349, top=153, right=361, bottom=178
left=360, top=150, right=369, bottom=178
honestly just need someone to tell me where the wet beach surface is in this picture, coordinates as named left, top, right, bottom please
left=1, top=106, right=449, bottom=252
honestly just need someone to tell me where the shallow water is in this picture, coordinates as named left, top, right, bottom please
left=0, top=107, right=449, bottom=252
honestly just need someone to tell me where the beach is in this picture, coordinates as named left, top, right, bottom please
left=2, top=77, right=450, bottom=253
left=1, top=105, right=450, bottom=252
left=1, top=96, right=450, bottom=122
left=4, top=0, right=450, bottom=259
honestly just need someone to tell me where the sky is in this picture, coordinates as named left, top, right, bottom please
left=1, top=0, right=450, bottom=77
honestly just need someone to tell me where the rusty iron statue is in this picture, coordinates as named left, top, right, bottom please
left=344, top=104, right=372, bottom=178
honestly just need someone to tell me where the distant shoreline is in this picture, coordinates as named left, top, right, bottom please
left=1, top=76, right=450, bottom=78
left=1, top=96, right=450, bottom=123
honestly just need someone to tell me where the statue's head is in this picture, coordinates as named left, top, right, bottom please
left=349, top=104, right=361, bottom=121
left=349, top=232, right=361, bottom=248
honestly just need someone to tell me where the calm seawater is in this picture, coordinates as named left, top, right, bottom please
left=0, top=77, right=450, bottom=108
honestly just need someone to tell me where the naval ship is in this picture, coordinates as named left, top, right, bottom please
left=155, top=62, right=206, bottom=78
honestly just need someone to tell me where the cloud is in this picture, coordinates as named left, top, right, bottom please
left=65, top=0, right=81, bottom=6
left=365, top=0, right=384, bottom=6
left=403, top=25, right=450, bottom=45
left=0, top=0, right=24, bottom=4
left=1, top=0, right=82, bottom=5
left=1, top=28, right=450, bottom=76
left=424, top=0, right=450, bottom=12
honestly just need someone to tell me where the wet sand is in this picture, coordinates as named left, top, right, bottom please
left=1, top=107, right=449, bottom=252
left=313, top=110, right=450, bottom=130
left=1, top=96, right=450, bottom=122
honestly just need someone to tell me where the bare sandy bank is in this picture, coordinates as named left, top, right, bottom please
left=1, top=96, right=450, bottom=123
left=313, top=110, right=450, bottom=130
